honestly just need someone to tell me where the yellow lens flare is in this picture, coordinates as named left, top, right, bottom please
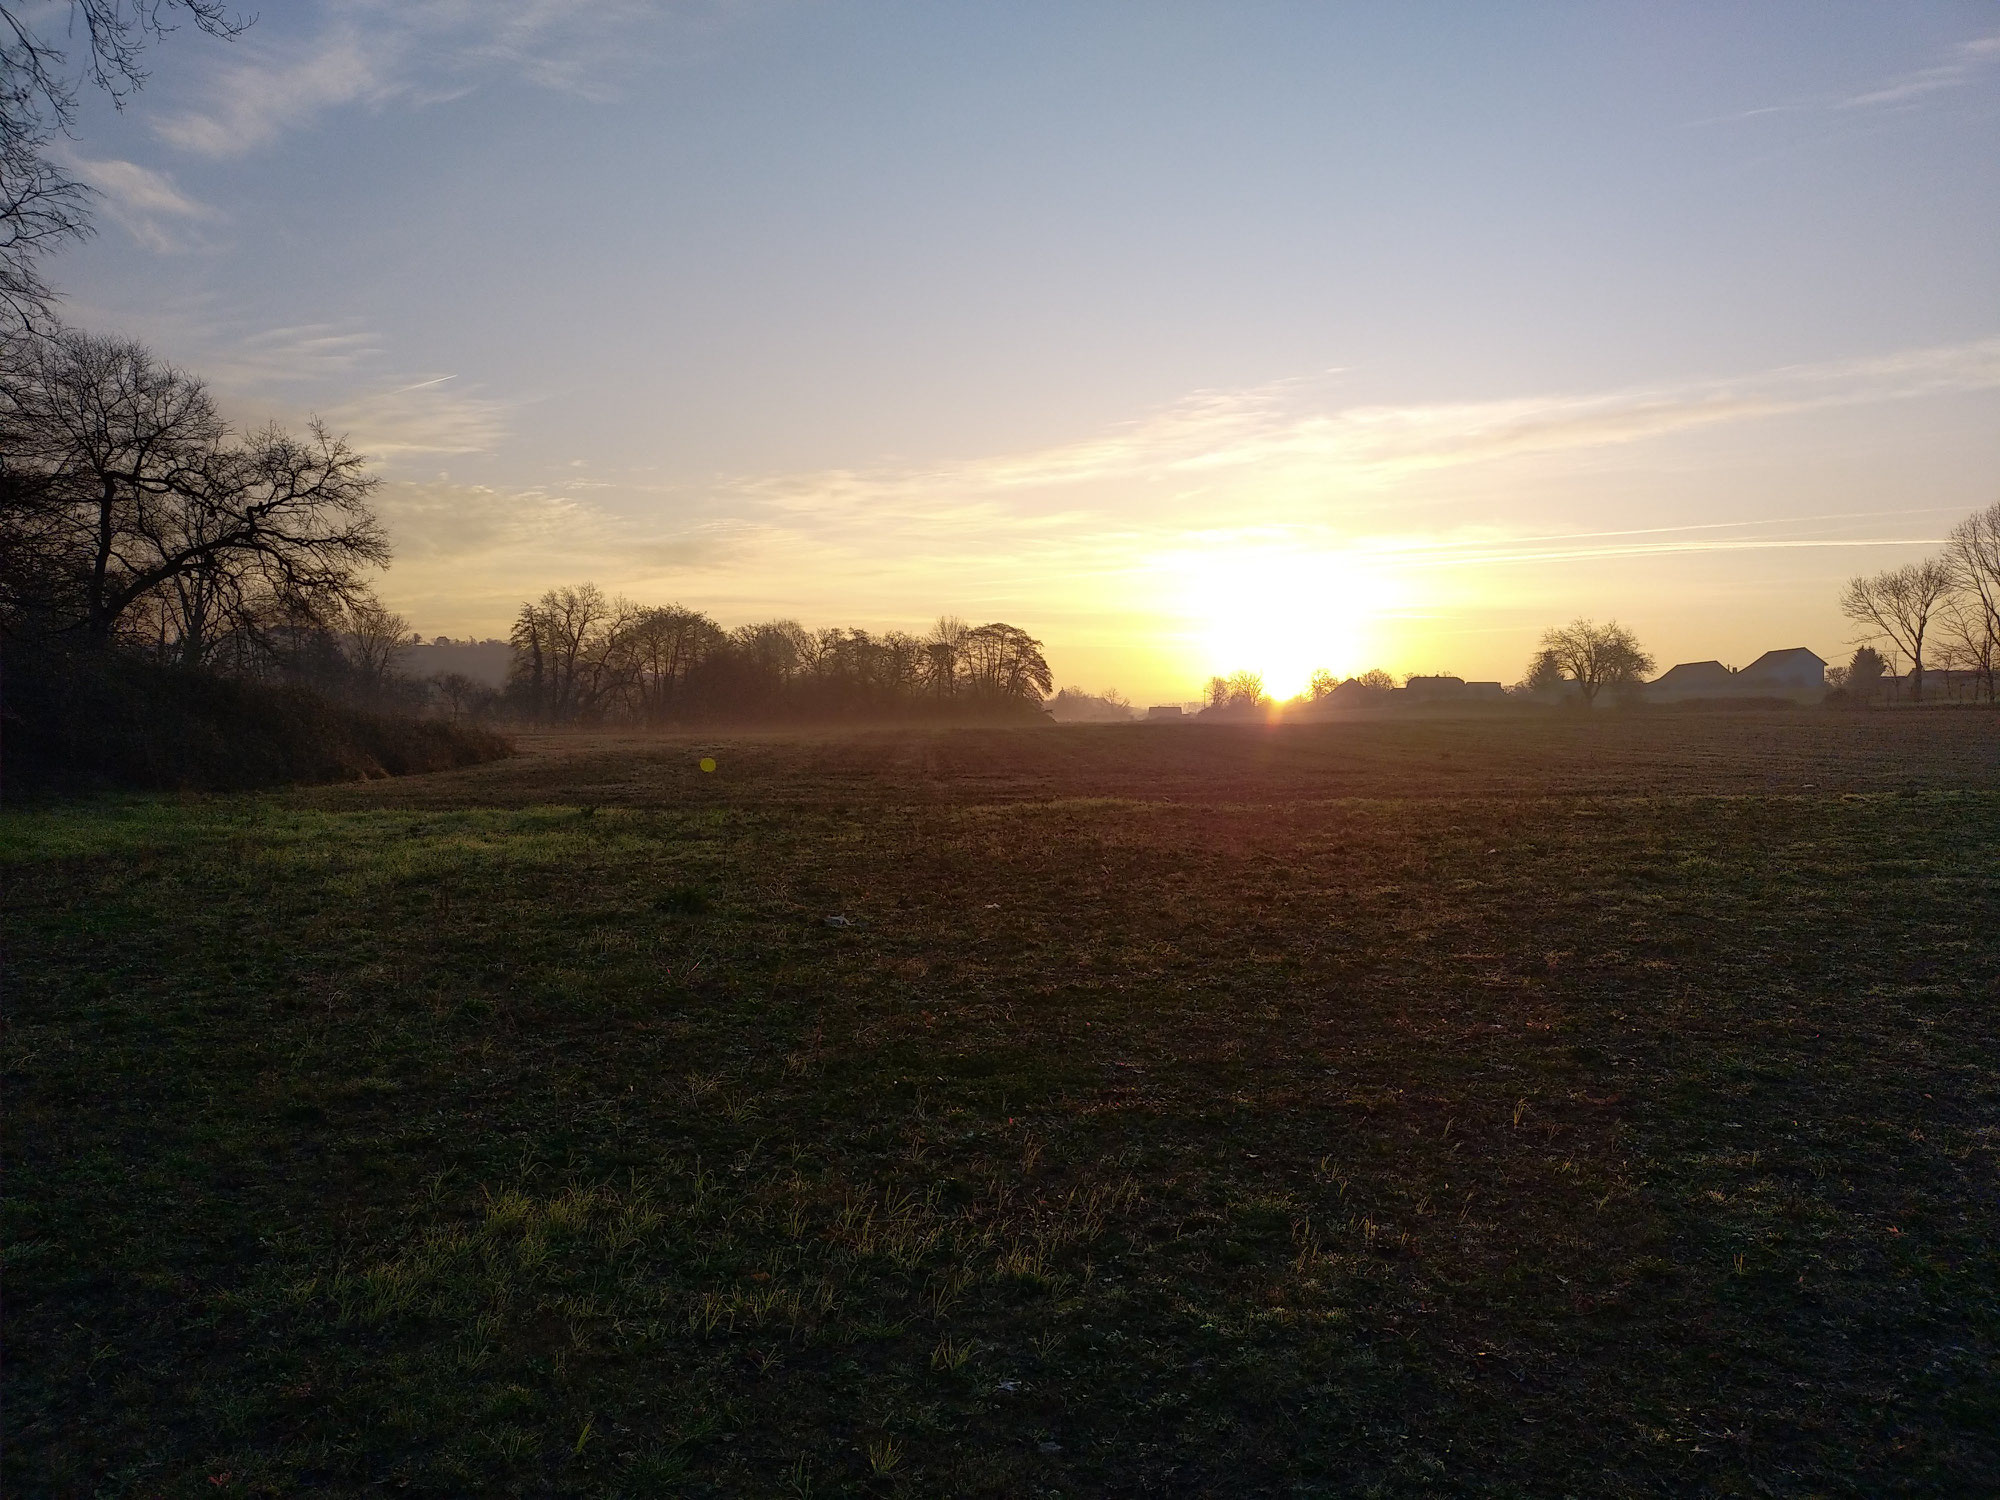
left=1164, top=544, right=1399, bottom=700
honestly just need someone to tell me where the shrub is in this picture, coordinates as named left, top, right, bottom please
left=2, top=643, right=511, bottom=797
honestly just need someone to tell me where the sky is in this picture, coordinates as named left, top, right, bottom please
left=47, top=0, right=2000, bottom=700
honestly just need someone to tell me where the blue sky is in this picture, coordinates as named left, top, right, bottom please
left=51, top=0, right=2000, bottom=696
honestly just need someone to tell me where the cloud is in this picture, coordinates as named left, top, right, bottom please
left=703, top=335, right=2000, bottom=541
left=54, top=152, right=215, bottom=251
left=1840, top=32, right=2000, bottom=109
left=345, top=336, right=1996, bottom=653
left=371, top=476, right=753, bottom=627
left=152, top=27, right=395, bottom=157
left=201, top=323, right=385, bottom=387
left=150, top=0, right=672, bottom=157
left=1687, top=31, right=2000, bottom=127
left=322, top=375, right=513, bottom=457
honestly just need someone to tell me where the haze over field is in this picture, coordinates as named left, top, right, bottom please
left=48, top=2, right=2000, bottom=700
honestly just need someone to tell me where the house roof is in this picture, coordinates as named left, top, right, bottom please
left=1652, top=659, right=1732, bottom=685
left=1740, top=646, right=1826, bottom=675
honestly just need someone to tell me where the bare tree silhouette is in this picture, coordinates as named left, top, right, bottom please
left=924, top=615, right=968, bottom=701
left=1533, top=620, right=1652, bottom=704
left=2, top=1, right=246, bottom=329
left=1841, top=561, right=1951, bottom=704
left=1942, top=502, right=2000, bottom=703
left=1, top=330, right=387, bottom=648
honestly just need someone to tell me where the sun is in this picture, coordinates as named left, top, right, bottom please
left=1166, top=543, right=1397, bottom=699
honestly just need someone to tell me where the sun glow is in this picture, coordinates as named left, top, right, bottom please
left=1159, top=542, right=1402, bottom=700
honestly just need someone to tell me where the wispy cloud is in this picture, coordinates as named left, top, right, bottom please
left=151, top=0, right=673, bottom=157
left=703, top=335, right=2000, bottom=541
left=1691, top=31, right=2000, bottom=126
left=1840, top=32, right=2000, bottom=109
left=152, top=28, right=397, bottom=157
left=54, top=152, right=215, bottom=251
left=208, top=323, right=384, bottom=386
left=373, top=476, right=750, bottom=625
left=363, top=336, right=1992, bottom=636
left=323, top=375, right=513, bottom=457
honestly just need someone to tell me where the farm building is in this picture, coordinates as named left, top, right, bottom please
left=1649, top=660, right=1734, bottom=699
left=1736, top=647, right=1825, bottom=695
left=1403, top=675, right=1465, bottom=700
left=1401, top=676, right=1508, bottom=703
left=1648, top=649, right=1825, bottom=702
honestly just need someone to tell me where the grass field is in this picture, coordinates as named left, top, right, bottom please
left=7, top=712, right=2000, bottom=1497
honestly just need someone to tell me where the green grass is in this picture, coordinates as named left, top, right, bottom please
left=6, top=718, right=2000, bottom=1496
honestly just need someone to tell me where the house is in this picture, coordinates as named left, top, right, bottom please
left=1877, top=669, right=1992, bottom=704
left=1403, top=675, right=1466, bottom=700
left=1328, top=677, right=1388, bottom=705
left=1649, top=660, right=1733, bottom=699
left=1398, top=675, right=1508, bottom=704
left=1146, top=704, right=1185, bottom=720
left=1736, top=647, right=1825, bottom=696
left=1648, top=650, right=1826, bottom=702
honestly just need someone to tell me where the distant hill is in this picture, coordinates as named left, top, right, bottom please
left=405, top=638, right=512, bottom=689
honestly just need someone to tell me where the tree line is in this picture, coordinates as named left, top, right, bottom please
left=503, top=585, right=1054, bottom=724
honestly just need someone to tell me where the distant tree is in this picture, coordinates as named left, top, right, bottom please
left=430, top=670, right=482, bottom=722
left=1841, top=560, right=1951, bottom=703
left=618, top=603, right=723, bottom=722
left=1935, top=593, right=1996, bottom=703
left=1533, top=620, right=1653, bottom=705
left=960, top=622, right=1053, bottom=706
left=0, top=330, right=388, bottom=649
left=1204, top=675, right=1228, bottom=709
left=1224, top=669, right=1265, bottom=707
left=1846, top=645, right=1889, bottom=700
left=1523, top=649, right=1565, bottom=694
left=508, top=582, right=615, bottom=722
left=1943, top=501, right=2000, bottom=703
left=344, top=600, right=410, bottom=700
left=1352, top=668, right=1397, bottom=693
left=1046, top=687, right=1134, bottom=723
left=1307, top=667, right=1338, bottom=701
left=1, top=1, right=246, bottom=330
left=923, top=615, right=968, bottom=700
left=497, top=593, right=1055, bottom=725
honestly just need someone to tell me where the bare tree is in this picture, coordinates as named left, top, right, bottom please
left=429, top=670, right=480, bottom=723
left=1935, top=593, right=1995, bottom=703
left=1841, top=560, right=1952, bottom=704
left=344, top=599, right=410, bottom=701
left=1942, top=501, right=2000, bottom=703
left=1, top=330, right=388, bottom=646
left=508, top=582, right=616, bottom=722
left=1224, top=669, right=1265, bottom=707
left=1533, top=620, right=1653, bottom=704
left=619, top=603, right=723, bottom=722
left=959, top=623, right=1052, bottom=706
left=923, top=614, right=968, bottom=700
left=2, top=1, right=246, bottom=329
